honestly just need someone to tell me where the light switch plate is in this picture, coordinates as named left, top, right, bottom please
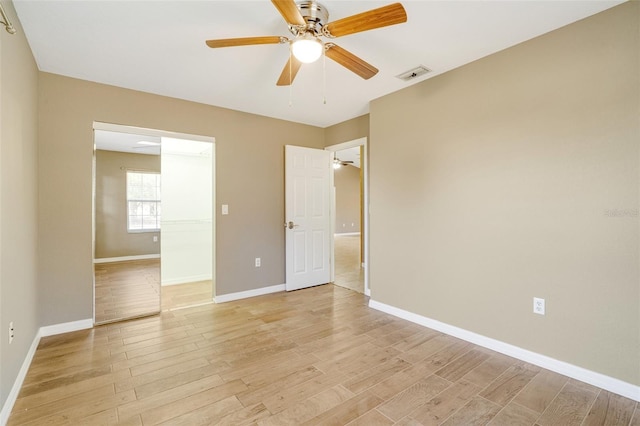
left=222, top=204, right=229, bottom=215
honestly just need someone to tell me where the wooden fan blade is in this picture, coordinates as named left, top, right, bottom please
left=277, top=56, right=303, bottom=86
left=271, top=0, right=306, bottom=26
left=325, top=44, right=378, bottom=80
left=323, top=3, right=407, bottom=37
left=206, top=36, right=284, bottom=48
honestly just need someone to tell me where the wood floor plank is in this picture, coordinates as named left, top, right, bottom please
left=512, top=368, right=568, bottom=414
left=407, top=379, right=481, bottom=426
left=630, top=405, right=640, bottom=426
left=13, top=369, right=131, bottom=412
left=74, top=408, right=119, bottom=425
left=8, top=384, right=119, bottom=425
left=117, top=376, right=242, bottom=420
left=536, top=382, right=598, bottom=426
left=345, top=409, right=394, bottom=425
left=461, top=353, right=517, bottom=388
left=156, top=395, right=243, bottom=425
left=301, top=390, right=383, bottom=426
left=261, top=369, right=347, bottom=415
left=140, top=381, right=247, bottom=425
left=435, top=348, right=491, bottom=382
left=258, top=385, right=354, bottom=426
left=377, top=374, right=451, bottom=421
left=237, top=365, right=325, bottom=407
left=21, top=390, right=137, bottom=426
left=479, top=363, right=540, bottom=406
left=114, top=357, right=210, bottom=393
left=133, top=365, right=224, bottom=400
left=343, top=357, right=412, bottom=394
left=316, top=345, right=401, bottom=377
left=582, top=390, right=637, bottom=426
left=368, top=323, right=426, bottom=348
left=440, top=395, right=502, bottom=425
left=397, top=334, right=458, bottom=364
left=487, top=401, right=539, bottom=425
left=369, top=361, right=447, bottom=401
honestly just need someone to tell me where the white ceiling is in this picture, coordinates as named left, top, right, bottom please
left=95, top=130, right=214, bottom=157
left=14, top=0, right=623, bottom=128
left=95, top=130, right=161, bottom=155
left=336, top=147, right=360, bottom=168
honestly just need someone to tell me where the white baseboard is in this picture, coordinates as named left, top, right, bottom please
left=1, top=318, right=93, bottom=425
left=0, top=332, right=40, bottom=426
left=93, top=254, right=160, bottom=264
left=215, top=284, right=285, bottom=303
left=334, top=232, right=361, bottom=236
left=369, top=299, right=640, bottom=402
left=40, top=318, right=93, bottom=337
left=161, top=274, right=212, bottom=286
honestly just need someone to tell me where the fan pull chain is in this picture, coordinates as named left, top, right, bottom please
left=288, top=45, right=293, bottom=107
left=322, top=45, right=327, bottom=105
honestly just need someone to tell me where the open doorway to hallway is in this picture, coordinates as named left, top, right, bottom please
left=326, top=138, right=368, bottom=295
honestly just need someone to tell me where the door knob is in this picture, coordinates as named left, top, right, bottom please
left=287, top=221, right=298, bottom=229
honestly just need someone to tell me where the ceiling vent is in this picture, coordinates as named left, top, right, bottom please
left=396, top=65, right=431, bottom=82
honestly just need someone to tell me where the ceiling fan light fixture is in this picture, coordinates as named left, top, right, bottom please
left=291, top=35, right=323, bottom=64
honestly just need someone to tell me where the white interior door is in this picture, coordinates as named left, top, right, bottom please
left=285, top=145, right=332, bottom=291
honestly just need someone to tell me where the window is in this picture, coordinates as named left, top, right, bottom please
left=127, top=171, right=161, bottom=232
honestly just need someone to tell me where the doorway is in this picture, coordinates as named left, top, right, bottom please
left=326, top=138, right=369, bottom=295
left=92, top=123, right=215, bottom=325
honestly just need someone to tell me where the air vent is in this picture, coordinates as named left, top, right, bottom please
left=396, top=65, right=431, bottom=82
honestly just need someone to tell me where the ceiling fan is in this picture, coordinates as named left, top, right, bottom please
left=205, top=0, right=407, bottom=86
left=333, top=154, right=354, bottom=168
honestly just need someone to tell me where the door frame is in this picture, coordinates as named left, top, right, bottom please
left=325, top=137, right=369, bottom=296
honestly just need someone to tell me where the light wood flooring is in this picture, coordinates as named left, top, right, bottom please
left=95, top=260, right=213, bottom=324
left=333, top=234, right=364, bottom=294
left=10, top=284, right=639, bottom=425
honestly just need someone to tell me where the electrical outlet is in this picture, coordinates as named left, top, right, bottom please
left=9, top=321, right=14, bottom=344
left=153, top=236, right=158, bottom=242
left=255, top=258, right=261, bottom=267
left=533, top=297, right=545, bottom=315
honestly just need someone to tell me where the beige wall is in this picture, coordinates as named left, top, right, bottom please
left=38, top=73, right=324, bottom=326
left=334, top=165, right=360, bottom=234
left=370, top=2, right=640, bottom=386
left=0, top=0, right=39, bottom=411
left=95, top=150, right=161, bottom=258
left=324, top=114, right=369, bottom=147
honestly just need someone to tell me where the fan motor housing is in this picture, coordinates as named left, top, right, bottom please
left=296, top=1, right=329, bottom=32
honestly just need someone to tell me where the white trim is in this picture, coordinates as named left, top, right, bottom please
left=325, top=138, right=369, bottom=296
left=40, top=319, right=93, bottom=337
left=334, top=232, right=361, bottom=236
left=93, top=254, right=160, bottom=264
left=0, top=332, right=39, bottom=426
left=161, top=275, right=212, bottom=286
left=214, top=284, right=285, bottom=303
left=369, top=299, right=640, bottom=402
left=0, top=319, right=93, bottom=425
left=325, top=138, right=367, bottom=152
left=93, top=122, right=215, bottom=144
